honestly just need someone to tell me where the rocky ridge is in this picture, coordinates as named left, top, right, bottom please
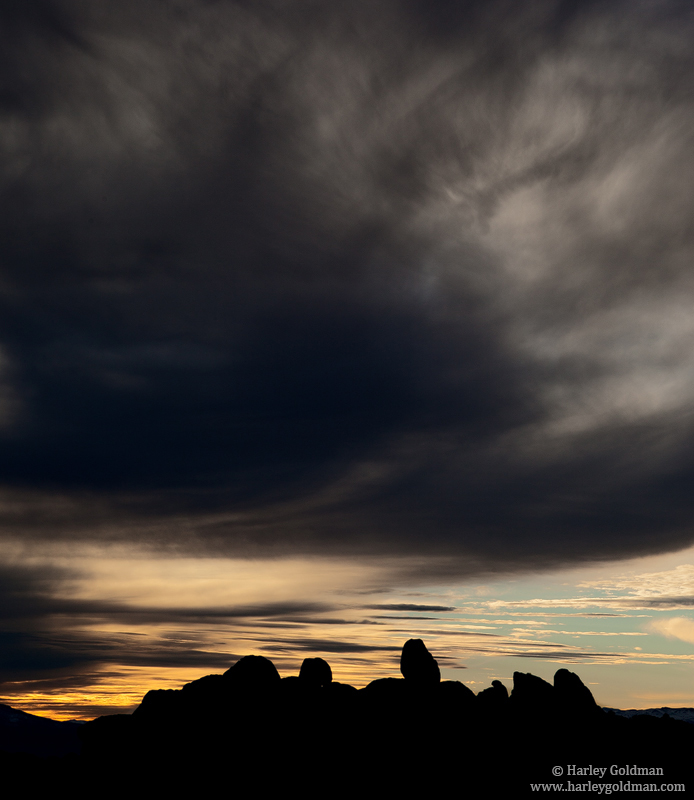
left=75, top=639, right=692, bottom=791
left=2, top=639, right=691, bottom=792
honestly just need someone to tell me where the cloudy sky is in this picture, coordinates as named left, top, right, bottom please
left=2, top=0, right=694, bottom=719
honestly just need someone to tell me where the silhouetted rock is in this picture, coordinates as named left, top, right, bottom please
left=132, top=688, right=182, bottom=721
left=554, top=668, right=600, bottom=716
left=509, top=671, right=555, bottom=714
left=360, top=677, right=407, bottom=703
left=181, top=673, right=225, bottom=700
left=26, top=638, right=691, bottom=793
left=223, top=654, right=281, bottom=687
left=79, top=714, right=133, bottom=759
left=299, top=657, right=332, bottom=687
left=323, top=681, right=358, bottom=702
left=400, top=638, right=440, bottom=686
left=438, top=680, right=476, bottom=707
left=477, top=679, right=509, bottom=711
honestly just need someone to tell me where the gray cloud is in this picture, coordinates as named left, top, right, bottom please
left=628, top=597, right=694, bottom=609
left=264, top=638, right=402, bottom=654
left=0, top=0, right=693, bottom=576
left=365, top=604, right=457, bottom=612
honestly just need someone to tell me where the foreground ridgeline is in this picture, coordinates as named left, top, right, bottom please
left=4, top=639, right=693, bottom=792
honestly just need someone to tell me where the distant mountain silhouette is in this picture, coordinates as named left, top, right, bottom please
left=2, top=639, right=692, bottom=793
left=0, top=703, right=82, bottom=757
left=604, top=707, right=694, bottom=725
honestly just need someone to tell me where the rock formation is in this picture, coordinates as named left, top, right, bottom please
left=299, top=657, right=332, bottom=687
left=400, top=638, right=441, bottom=686
left=9, top=637, right=689, bottom=793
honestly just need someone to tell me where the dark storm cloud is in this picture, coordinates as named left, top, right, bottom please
left=1, top=0, right=694, bottom=574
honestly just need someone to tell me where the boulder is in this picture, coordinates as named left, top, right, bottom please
left=299, top=657, right=333, bottom=687
left=509, top=672, right=555, bottom=714
left=224, top=655, right=281, bottom=687
left=400, top=639, right=440, bottom=686
left=477, top=679, right=508, bottom=710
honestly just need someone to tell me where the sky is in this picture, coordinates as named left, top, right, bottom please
left=1, top=0, right=694, bottom=720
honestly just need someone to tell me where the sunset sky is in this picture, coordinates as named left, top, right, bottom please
left=2, top=0, right=694, bottom=721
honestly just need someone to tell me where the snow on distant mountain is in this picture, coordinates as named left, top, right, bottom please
left=604, top=707, right=694, bottom=725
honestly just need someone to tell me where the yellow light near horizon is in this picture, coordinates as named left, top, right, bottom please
left=4, top=665, right=220, bottom=721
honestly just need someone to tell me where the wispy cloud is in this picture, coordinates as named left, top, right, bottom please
left=649, top=617, right=694, bottom=645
